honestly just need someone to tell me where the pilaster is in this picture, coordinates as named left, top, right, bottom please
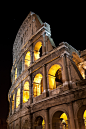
left=14, top=89, right=17, bottom=113
left=30, top=74, right=33, bottom=104
left=68, top=103, right=75, bottom=129
left=42, top=64, right=47, bottom=98
left=20, top=81, right=23, bottom=109
left=45, top=109, right=50, bottom=129
left=61, top=53, right=69, bottom=90
left=42, top=32, right=46, bottom=55
left=10, top=97, right=12, bottom=115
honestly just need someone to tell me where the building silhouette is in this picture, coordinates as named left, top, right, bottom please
left=7, top=12, right=86, bottom=129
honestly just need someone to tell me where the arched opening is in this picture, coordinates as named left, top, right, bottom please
left=16, top=88, right=20, bottom=108
left=77, top=105, right=86, bottom=129
left=34, top=41, right=42, bottom=61
left=12, top=94, right=15, bottom=110
left=34, top=116, right=45, bottom=129
left=48, top=64, right=62, bottom=90
left=33, top=73, right=43, bottom=97
left=52, top=111, right=68, bottom=129
left=23, top=81, right=29, bottom=103
left=25, top=51, right=31, bottom=69
left=15, top=67, right=17, bottom=80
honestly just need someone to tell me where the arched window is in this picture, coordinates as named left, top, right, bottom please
left=16, top=88, right=20, bottom=108
left=52, top=111, right=68, bottom=129
left=48, top=64, right=62, bottom=90
left=12, top=94, right=15, bottom=110
left=25, top=51, right=30, bottom=68
left=34, top=41, right=42, bottom=61
left=23, top=81, right=29, bottom=103
left=33, top=73, right=43, bottom=97
left=15, top=68, right=17, bottom=80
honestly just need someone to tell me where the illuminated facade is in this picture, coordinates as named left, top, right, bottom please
left=7, top=12, right=86, bottom=129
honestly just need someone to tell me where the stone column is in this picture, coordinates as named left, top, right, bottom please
left=42, top=64, right=47, bottom=98
left=10, top=97, right=12, bottom=115
left=31, top=50, right=33, bottom=64
left=22, top=54, right=25, bottom=72
left=45, top=109, right=50, bottom=129
left=14, top=89, right=17, bottom=113
left=61, top=53, right=69, bottom=90
left=68, top=103, right=75, bottom=129
left=20, top=81, right=23, bottom=109
left=30, top=74, right=33, bottom=104
left=42, top=32, right=46, bottom=55
left=43, top=64, right=47, bottom=92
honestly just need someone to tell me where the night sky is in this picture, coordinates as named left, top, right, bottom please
left=0, top=2, right=86, bottom=120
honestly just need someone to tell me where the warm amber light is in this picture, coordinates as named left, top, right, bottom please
left=34, top=42, right=42, bottom=61
left=25, top=51, right=30, bottom=68
left=60, top=113, right=68, bottom=128
left=12, top=94, right=15, bottom=110
left=83, top=110, right=86, bottom=127
left=33, top=73, right=43, bottom=97
left=42, top=119, right=45, bottom=129
left=15, top=68, right=17, bottom=80
left=23, top=81, right=29, bottom=103
left=48, top=64, right=61, bottom=90
left=16, top=88, right=20, bottom=108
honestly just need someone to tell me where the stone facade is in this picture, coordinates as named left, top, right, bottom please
left=7, top=12, right=86, bottom=129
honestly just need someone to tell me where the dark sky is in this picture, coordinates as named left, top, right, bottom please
left=0, top=2, right=86, bottom=120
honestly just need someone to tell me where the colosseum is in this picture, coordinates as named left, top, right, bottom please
left=7, top=11, right=86, bottom=129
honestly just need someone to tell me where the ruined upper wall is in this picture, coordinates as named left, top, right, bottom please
left=13, top=12, right=44, bottom=64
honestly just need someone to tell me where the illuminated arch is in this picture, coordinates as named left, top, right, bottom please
left=23, top=81, right=29, bottom=103
left=52, top=111, right=68, bottom=129
left=34, top=41, right=42, bottom=61
left=33, top=73, right=43, bottom=97
left=15, top=68, right=17, bottom=80
left=25, top=51, right=31, bottom=68
left=83, top=110, right=86, bottom=127
left=12, top=94, right=15, bottom=110
left=48, top=64, right=62, bottom=90
left=16, top=88, right=20, bottom=108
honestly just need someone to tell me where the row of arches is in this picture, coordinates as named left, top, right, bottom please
left=11, top=64, right=63, bottom=111
left=14, top=41, right=42, bottom=81
left=34, top=109, right=86, bottom=129
left=34, top=112, right=68, bottom=129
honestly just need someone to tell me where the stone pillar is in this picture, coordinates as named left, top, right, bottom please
left=31, top=50, right=33, bottom=64
left=45, top=109, right=50, bottom=129
left=10, top=97, right=12, bottom=115
left=20, top=81, right=23, bottom=108
left=43, top=64, right=47, bottom=92
left=30, top=74, right=33, bottom=104
left=42, top=65, right=47, bottom=98
left=14, top=89, right=17, bottom=113
left=42, top=32, right=46, bottom=55
left=22, top=54, right=25, bottom=72
left=61, top=53, right=69, bottom=90
left=68, top=103, right=75, bottom=129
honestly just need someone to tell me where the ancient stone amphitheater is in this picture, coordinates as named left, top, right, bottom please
left=7, top=12, right=86, bottom=129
